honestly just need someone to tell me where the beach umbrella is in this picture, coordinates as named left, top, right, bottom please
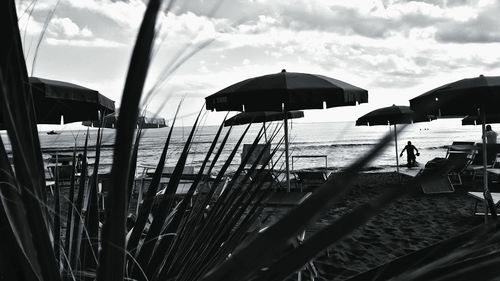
left=27, top=77, right=115, bottom=124
left=224, top=111, right=304, bottom=127
left=355, top=105, right=414, bottom=173
left=461, top=114, right=500, bottom=126
left=410, top=74, right=500, bottom=218
left=206, top=69, right=368, bottom=191
left=1, top=77, right=115, bottom=129
left=1, top=76, right=115, bottom=128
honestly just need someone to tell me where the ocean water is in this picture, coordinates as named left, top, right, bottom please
left=1, top=119, right=489, bottom=175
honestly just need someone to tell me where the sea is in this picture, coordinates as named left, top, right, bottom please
left=1, top=119, right=489, bottom=176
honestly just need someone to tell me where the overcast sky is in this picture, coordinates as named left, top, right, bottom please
left=16, top=0, right=500, bottom=127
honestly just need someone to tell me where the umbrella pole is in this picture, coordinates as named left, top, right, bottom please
left=284, top=112, right=291, bottom=192
left=394, top=124, right=399, bottom=174
left=481, top=111, right=497, bottom=221
left=263, top=121, right=274, bottom=172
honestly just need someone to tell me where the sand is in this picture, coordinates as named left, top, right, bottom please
left=300, top=172, right=484, bottom=281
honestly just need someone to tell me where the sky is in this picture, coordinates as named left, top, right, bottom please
left=16, top=0, right=500, bottom=128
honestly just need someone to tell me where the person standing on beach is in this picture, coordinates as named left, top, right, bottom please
left=485, top=125, right=498, bottom=144
left=400, top=141, right=419, bottom=168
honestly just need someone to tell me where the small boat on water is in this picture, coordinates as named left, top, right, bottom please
left=46, top=130, right=60, bottom=135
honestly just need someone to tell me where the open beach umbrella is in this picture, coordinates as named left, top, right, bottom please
left=206, top=69, right=368, bottom=191
left=28, top=77, right=115, bottom=124
left=1, top=77, right=115, bottom=129
left=410, top=74, right=500, bottom=218
left=355, top=105, right=414, bottom=173
left=462, top=114, right=500, bottom=126
left=224, top=111, right=304, bottom=127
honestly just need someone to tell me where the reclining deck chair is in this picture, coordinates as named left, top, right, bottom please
left=446, top=150, right=475, bottom=186
left=294, top=170, right=329, bottom=192
left=466, top=144, right=500, bottom=179
left=241, top=144, right=282, bottom=189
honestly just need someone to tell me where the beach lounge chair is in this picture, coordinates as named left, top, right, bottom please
left=418, top=158, right=455, bottom=194
left=446, top=150, right=475, bottom=186
left=244, top=168, right=282, bottom=189
left=445, top=141, right=475, bottom=157
left=144, top=165, right=197, bottom=180
left=466, top=144, right=500, bottom=179
left=467, top=191, right=500, bottom=216
left=294, top=170, right=329, bottom=192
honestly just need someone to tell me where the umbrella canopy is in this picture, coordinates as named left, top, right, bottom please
left=462, top=114, right=500, bottom=126
left=206, top=69, right=368, bottom=112
left=410, top=74, right=500, bottom=218
left=29, top=76, right=115, bottom=124
left=224, top=111, right=304, bottom=127
left=355, top=105, right=414, bottom=126
left=410, top=75, right=500, bottom=117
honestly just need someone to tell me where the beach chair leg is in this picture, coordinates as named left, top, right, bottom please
left=473, top=201, right=479, bottom=216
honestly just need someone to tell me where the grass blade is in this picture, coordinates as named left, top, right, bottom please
left=1, top=1, right=61, bottom=280
left=126, top=102, right=181, bottom=259
left=97, top=0, right=163, bottom=280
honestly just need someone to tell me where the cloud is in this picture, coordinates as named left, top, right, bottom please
left=66, top=0, right=146, bottom=28
left=45, top=37, right=124, bottom=47
left=49, top=17, right=93, bottom=38
left=435, top=2, right=500, bottom=43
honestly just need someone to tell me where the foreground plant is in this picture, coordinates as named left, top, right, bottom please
left=4, top=1, right=500, bottom=281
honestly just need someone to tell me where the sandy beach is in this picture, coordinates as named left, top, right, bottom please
left=288, top=172, right=484, bottom=280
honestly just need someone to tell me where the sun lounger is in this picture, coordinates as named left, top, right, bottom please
left=294, top=170, right=329, bottom=192
left=445, top=141, right=475, bottom=157
left=417, top=158, right=455, bottom=194
left=446, top=151, right=474, bottom=186
left=143, top=165, right=197, bottom=180
left=244, top=168, right=282, bottom=189
left=466, top=144, right=500, bottom=179
left=467, top=191, right=500, bottom=216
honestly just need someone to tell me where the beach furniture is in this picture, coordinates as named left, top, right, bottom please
left=466, top=144, right=500, bottom=179
left=446, top=150, right=475, bottom=186
left=241, top=143, right=271, bottom=167
left=240, top=143, right=283, bottom=189
left=244, top=168, right=282, bottom=190
left=467, top=191, right=500, bottom=216
left=294, top=170, right=329, bottom=192
left=418, top=143, right=475, bottom=191
left=445, top=141, right=475, bottom=157
left=417, top=158, right=455, bottom=194
left=134, top=165, right=196, bottom=212
left=291, top=155, right=328, bottom=171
